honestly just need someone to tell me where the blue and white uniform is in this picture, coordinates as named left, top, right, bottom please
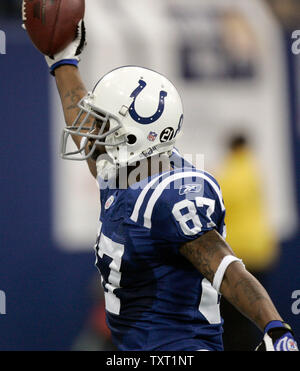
left=94, top=152, right=226, bottom=351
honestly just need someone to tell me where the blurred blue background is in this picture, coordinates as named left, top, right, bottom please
left=0, top=0, right=299, bottom=350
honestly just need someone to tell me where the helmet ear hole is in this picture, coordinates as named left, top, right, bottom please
left=127, top=134, right=137, bottom=145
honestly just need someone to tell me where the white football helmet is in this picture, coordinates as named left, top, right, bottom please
left=60, top=66, right=184, bottom=169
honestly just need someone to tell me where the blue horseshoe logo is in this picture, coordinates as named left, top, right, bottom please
left=129, top=80, right=167, bottom=125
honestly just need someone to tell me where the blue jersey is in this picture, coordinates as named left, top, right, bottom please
left=94, top=154, right=226, bottom=351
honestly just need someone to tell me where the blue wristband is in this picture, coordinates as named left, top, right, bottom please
left=264, top=320, right=288, bottom=334
left=50, top=59, right=79, bottom=76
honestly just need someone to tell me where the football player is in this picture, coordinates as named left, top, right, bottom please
left=42, top=22, right=297, bottom=351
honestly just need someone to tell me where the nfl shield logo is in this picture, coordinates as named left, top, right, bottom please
left=147, top=131, right=157, bottom=142
left=105, top=195, right=114, bottom=210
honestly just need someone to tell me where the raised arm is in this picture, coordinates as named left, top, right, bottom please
left=180, top=229, right=298, bottom=351
left=54, top=66, right=97, bottom=177
left=55, top=65, right=87, bottom=137
left=45, top=22, right=97, bottom=178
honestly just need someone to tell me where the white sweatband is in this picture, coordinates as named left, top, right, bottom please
left=212, top=255, right=244, bottom=293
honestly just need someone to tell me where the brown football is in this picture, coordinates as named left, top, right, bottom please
left=23, top=0, right=85, bottom=56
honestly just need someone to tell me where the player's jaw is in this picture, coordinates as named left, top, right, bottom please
left=87, top=118, right=109, bottom=160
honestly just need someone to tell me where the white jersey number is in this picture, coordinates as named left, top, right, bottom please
left=199, top=278, right=221, bottom=324
left=172, top=197, right=216, bottom=236
left=96, top=233, right=124, bottom=315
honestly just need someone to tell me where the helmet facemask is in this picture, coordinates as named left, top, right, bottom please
left=60, top=94, right=126, bottom=161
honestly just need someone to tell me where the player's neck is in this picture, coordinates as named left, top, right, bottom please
left=117, top=155, right=172, bottom=188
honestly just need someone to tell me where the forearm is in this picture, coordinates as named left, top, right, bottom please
left=220, top=261, right=283, bottom=331
left=180, top=230, right=283, bottom=332
left=54, top=65, right=97, bottom=177
left=54, top=65, right=87, bottom=126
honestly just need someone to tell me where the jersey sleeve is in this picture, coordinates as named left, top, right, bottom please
left=148, top=171, right=226, bottom=244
